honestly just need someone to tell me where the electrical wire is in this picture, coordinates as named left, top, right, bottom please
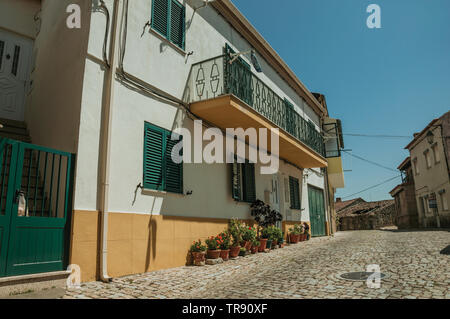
left=341, top=150, right=398, bottom=173
left=341, top=175, right=401, bottom=199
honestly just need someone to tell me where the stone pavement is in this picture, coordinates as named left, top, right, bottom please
left=63, top=229, right=450, bottom=299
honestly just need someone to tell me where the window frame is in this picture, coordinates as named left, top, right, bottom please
left=151, top=0, right=186, bottom=50
left=231, top=160, right=256, bottom=204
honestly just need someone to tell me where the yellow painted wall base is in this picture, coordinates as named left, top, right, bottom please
left=70, top=210, right=257, bottom=282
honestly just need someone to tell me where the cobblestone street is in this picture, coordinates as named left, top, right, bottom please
left=64, top=229, right=450, bottom=299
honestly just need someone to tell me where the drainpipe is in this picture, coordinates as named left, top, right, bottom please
left=98, top=0, right=120, bottom=283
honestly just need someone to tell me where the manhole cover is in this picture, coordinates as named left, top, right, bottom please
left=339, top=272, right=387, bottom=281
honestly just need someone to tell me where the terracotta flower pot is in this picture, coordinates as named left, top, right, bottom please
left=250, top=246, right=258, bottom=254
left=219, top=249, right=230, bottom=261
left=229, top=246, right=241, bottom=258
left=245, top=241, right=252, bottom=251
left=258, top=238, right=268, bottom=252
left=289, top=234, right=299, bottom=243
left=272, top=240, right=278, bottom=247
left=302, top=234, right=307, bottom=241
left=191, top=251, right=205, bottom=263
left=206, top=249, right=221, bottom=259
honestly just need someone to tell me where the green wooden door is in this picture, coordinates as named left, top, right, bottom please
left=0, top=139, right=73, bottom=277
left=308, top=186, right=326, bottom=237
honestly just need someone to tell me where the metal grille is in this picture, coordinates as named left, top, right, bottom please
left=185, top=54, right=326, bottom=157
left=0, top=143, right=13, bottom=216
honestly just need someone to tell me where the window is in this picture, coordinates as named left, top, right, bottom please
left=231, top=161, right=256, bottom=203
left=413, top=158, right=419, bottom=175
left=143, top=122, right=183, bottom=194
left=432, top=143, right=440, bottom=164
left=151, top=0, right=186, bottom=50
left=289, top=176, right=301, bottom=210
left=439, top=190, right=448, bottom=211
left=424, top=150, right=432, bottom=168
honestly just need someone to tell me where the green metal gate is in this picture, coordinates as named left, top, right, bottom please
left=0, top=138, right=74, bottom=277
left=308, top=185, right=326, bottom=237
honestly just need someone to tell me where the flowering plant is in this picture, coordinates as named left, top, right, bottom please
left=190, top=239, right=207, bottom=253
left=205, top=236, right=221, bottom=250
left=217, top=231, right=231, bottom=250
left=242, top=226, right=257, bottom=242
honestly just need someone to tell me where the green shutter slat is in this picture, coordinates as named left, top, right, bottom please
left=242, top=162, right=256, bottom=203
left=152, top=0, right=169, bottom=37
left=164, top=133, right=183, bottom=194
left=231, top=162, right=241, bottom=201
left=170, top=0, right=185, bottom=49
left=143, top=124, right=164, bottom=190
left=289, top=176, right=300, bottom=209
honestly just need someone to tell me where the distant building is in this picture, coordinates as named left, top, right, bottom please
left=389, top=157, right=419, bottom=228
left=335, top=198, right=396, bottom=231
left=403, top=111, right=450, bottom=228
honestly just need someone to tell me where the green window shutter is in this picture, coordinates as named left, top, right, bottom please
left=164, top=132, right=183, bottom=194
left=242, top=162, right=256, bottom=203
left=231, top=162, right=241, bottom=201
left=289, top=176, right=300, bottom=209
left=152, top=0, right=169, bottom=37
left=284, top=98, right=295, bottom=136
left=170, top=0, right=185, bottom=49
left=143, top=123, right=165, bottom=190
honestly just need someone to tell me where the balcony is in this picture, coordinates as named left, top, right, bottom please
left=184, top=55, right=327, bottom=169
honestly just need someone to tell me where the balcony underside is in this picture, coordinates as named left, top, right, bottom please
left=190, top=95, right=327, bottom=169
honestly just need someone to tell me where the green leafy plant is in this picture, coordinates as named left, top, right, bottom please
left=228, top=218, right=243, bottom=247
left=289, top=224, right=302, bottom=235
left=205, top=236, right=220, bottom=250
left=252, top=239, right=260, bottom=247
left=190, top=239, right=206, bottom=252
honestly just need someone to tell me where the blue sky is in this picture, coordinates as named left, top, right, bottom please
left=232, top=0, right=450, bottom=201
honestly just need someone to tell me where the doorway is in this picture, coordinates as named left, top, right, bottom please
left=0, top=29, right=33, bottom=121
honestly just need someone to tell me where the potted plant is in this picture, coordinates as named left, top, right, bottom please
left=271, top=226, right=282, bottom=248
left=289, top=225, right=301, bottom=243
left=264, top=226, right=274, bottom=250
left=190, top=239, right=207, bottom=264
left=228, top=219, right=242, bottom=258
left=218, top=231, right=231, bottom=261
left=205, top=236, right=221, bottom=259
left=260, top=226, right=271, bottom=251
left=279, top=231, right=285, bottom=248
left=251, top=240, right=260, bottom=254
left=241, top=225, right=256, bottom=251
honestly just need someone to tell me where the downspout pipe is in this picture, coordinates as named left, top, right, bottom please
left=98, top=0, right=120, bottom=283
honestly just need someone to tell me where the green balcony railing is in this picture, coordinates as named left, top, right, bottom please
left=184, top=54, right=325, bottom=157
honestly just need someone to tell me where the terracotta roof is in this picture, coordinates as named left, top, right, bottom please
left=337, top=200, right=395, bottom=217
left=335, top=198, right=365, bottom=212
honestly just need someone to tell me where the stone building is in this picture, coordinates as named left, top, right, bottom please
left=404, top=111, right=450, bottom=228
left=389, top=157, right=419, bottom=229
left=336, top=199, right=396, bottom=231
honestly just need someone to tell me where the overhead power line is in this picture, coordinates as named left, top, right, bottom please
left=341, top=175, right=401, bottom=199
left=341, top=150, right=398, bottom=173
